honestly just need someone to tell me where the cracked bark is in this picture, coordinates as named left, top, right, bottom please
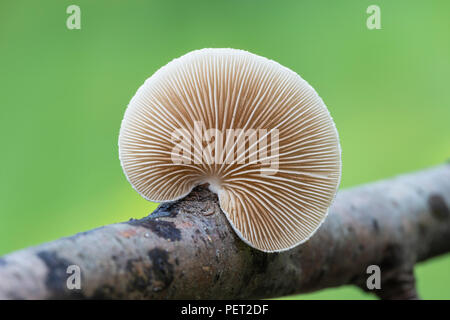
left=0, top=164, right=449, bottom=300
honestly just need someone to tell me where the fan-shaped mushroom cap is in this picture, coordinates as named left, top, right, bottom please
left=119, top=48, right=341, bottom=252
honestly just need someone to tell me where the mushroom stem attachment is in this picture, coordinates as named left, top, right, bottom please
left=206, top=177, right=222, bottom=195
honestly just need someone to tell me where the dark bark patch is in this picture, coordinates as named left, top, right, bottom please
left=372, top=219, right=380, bottom=233
left=349, top=274, right=360, bottom=284
left=148, top=248, right=174, bottom=291
left=91, top=284, right=122, bottom=299
left=317, top=268, right=326, bottom=282
left=126, top=258, right=152, bottom=294
left=418, top=222, right=427, bottom=236
left=128, top=219, right=181, bottom=241
left=37, top=250, right=85, bottom=299
left=250, top=249, right=271, bottom=274
left=241, top=249, right=276, bottom=287
left=154, top=202, right=178, bottom=218
left=379, top=244, right=402, bottom=270
left=428, top=194, right=449, bottom=220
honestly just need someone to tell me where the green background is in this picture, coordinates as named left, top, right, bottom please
left=0, top=0, right=449, bottom=299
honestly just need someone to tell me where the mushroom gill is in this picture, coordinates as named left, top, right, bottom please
left=119, top=48, right=341, bottom=252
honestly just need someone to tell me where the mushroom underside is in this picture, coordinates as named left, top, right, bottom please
left=119, top=48, right=341, bottom=252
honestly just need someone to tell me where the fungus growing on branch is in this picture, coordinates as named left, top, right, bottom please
left=119, top=48, right=341, bottom=252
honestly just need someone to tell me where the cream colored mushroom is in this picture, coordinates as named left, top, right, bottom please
left=119, top=48, right=341, bottom=252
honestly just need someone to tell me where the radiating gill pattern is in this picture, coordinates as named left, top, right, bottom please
left=119, top=48, right=341, bottom=252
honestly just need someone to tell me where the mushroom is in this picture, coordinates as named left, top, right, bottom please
left=119, top=48, right=341, bottom=252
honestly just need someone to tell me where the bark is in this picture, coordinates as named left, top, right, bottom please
left=0, top=164, right=449, bottom=300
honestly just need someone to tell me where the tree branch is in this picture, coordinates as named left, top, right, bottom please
left=0, top=164, right=449, bottom=300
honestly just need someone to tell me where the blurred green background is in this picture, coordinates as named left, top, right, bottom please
left=0, top=0, right=449, bottom=299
